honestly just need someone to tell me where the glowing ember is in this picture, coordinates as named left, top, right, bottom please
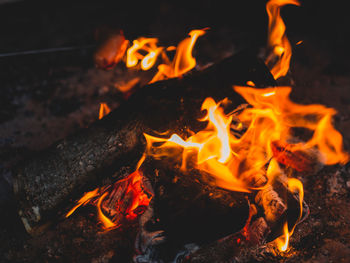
left=98, top=102, right=111, bottom=119
left=66, top=170, right=152, bottom=230
left=265, top=0, right=300, bottom=79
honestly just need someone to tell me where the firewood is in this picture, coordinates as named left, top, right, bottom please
left=271, top=140, right=324, bottom=173
left=12, top=51, right=276, bottom=235
left=255, top=185, right=286, bottom=223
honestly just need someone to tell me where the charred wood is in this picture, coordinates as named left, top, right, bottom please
left=136, top=158, right=250, bottom=262
left=12, top=51, right=276, bottom=235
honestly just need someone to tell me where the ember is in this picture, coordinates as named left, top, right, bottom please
left=66, top=170, right=152, bottom=230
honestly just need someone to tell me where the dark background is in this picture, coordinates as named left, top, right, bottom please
left=0, top=0, right=349, bottom=62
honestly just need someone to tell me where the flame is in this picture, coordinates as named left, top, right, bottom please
left=126, top=37, right=162, bottom=70
left=141, top=86, right=348, bottom=193
left=150, top=29, right=207, bottom=83
left=138, top=85, right=347, bottom=250
left=124, top=29, right=206, bottom=84
left=276, top=222, right=290, bottom=252
left=288, top=178, right=304, bottom=222
left=99, top=103, right=111, bottom=119
left=142, top=97, right=249, bottom=193
left=265, top=0, right=300, bottom=79
left=66, top=189, right=99, bottom=218
left=66, top=170, right=152, bottom=231
left=246, top=81, right=255, bottom=87
left=234, top=86, right=349, bottom=165
left=97, top=192, right=118, bottom=230
left=275, top=177, right=304, bottom=252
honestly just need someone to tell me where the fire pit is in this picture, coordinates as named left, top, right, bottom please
left=1, top=1, right=350, bottom=262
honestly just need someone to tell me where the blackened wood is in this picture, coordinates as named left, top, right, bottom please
left=12, top=51, right=276, bottom=235
left=139, top=158, right=250, bottom=262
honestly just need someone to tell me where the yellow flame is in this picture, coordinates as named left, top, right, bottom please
left=276, top=177, right=303, bottom=252
left=124, top=29, right=206, bottom=84
left=276, top=222, right=290, bottom=252
left=262, top=91, right=276, bottom=97
left=150, top=28, right=207, bottom=83
left=140, top=86, right=348, bottom=195
left=266, top=0, right=300, bottom=79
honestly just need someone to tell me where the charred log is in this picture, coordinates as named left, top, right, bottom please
left=12, top=51, right=276, bottom=235
left=271, top=140, right=324, bottom=173
left=135, top=158, right=250, bottom=262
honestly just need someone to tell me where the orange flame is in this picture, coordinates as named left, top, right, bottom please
left=142, top=97, right=249, bottom=193
left=141, top=87, right=348, bottom=193
left=97, top=192, right=118, bottom=230
left=265, top=0, right=300, bottom=79
left=275, top=177, right=304, bottom=252
left=124, top=29, right=207, bottom=84
left=66, top=189, right=99, bottom=218
left=138, top=85, right=348, bottom=249
left=99, top=102, right=111, bottom=119
left=150, top=29, right=207, bottom=83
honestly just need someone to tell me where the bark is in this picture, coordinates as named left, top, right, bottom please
left=12, top=51, right=276, bottom=235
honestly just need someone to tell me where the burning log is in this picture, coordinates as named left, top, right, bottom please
left=12, top=51, right=276, bottom=235
left=135, top=158, right=250, bottom=262
left=255, top=184, right=286, bottom=223
left=271, top=140, right=324, bottom=173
